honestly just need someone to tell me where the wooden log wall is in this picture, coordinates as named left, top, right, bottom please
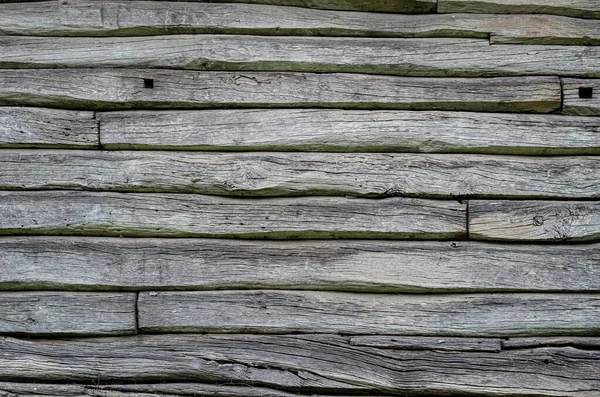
left=0, top=0, right=599, bottom=395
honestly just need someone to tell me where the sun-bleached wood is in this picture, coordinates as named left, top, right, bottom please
left=348, top=336, right=502, bottom=351
left=98, top=109, right=600, bottom=155
left=438, top=0, right=600, bottom=18
left=562, top=78, right=600, bottom=116
left=2, top=238, right=598, bottom=292
left=1, top=335, right=599, bottom=396
left=1, top=36, right=598, bottom=77
left=0, top=69, right=561, bottom=112
left=0, top=107, right=98, bottom=148
left=0, top=383, right=87, bottom=397
left=469, top=200, right=600, bottom=242
left=138, top=290, right=600, bottom=335
left=2, top=1, right=598, bottom=45
left=0, top=191, right=466, bottom=239
left=0, top=292, right=136, bottom=336
left=503, top=337, right=600, bottom=350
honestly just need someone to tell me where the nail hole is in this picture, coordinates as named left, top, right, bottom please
left=578, top=86, right=593, bottom=99
left=144, top=78, right=154, bottom=89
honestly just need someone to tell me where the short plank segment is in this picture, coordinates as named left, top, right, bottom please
left=0, top=383, right=86, bottom=397
left=503, top=337, right=600, bottom=350
left=348, top=336, right=502, bottom=351
left=99, top=109, right=600, bottom=155
left=2, top=238, right=598, bottom=292
left=562, top=78, right=600, bottom=116
left=0, top=191, right=466, bottom=239
left=0, top=69, right=561, bottom=112
left=138, top=291, right=600, bottom=335
left=438, top=0, right=600, bottom=19
left=0, top=292, right=136, bottom=336
left=469, top=200, right=600, bottom=242
left=1, top=36, right=598, bottom=77
left=1, top=335, right=598, bottom=396
left=2, top=2, right=598, bottom=45
left=0, top=107, right=98, bottom=148
left=2, top=150, right=598, bottom=199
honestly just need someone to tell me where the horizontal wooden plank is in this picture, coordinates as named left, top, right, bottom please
left=0, top=292, right=136, bottom=336
left=0, top=69, right=561, bottom=112
left=503, top=337, right=600, bottom=350
left=469, top=200, right=600, bottom=242
left=90, top=384, right=324, bottom=397
left=438, top=0, right=600, bottom=19
left=2, top=151, right=598, bottom=199
left=2, top=2, right=598, bottom=45
left=1, top=36, right=598, bottom=77
left=0, top=383, right=86, bottom=397
left=562, top=78, right=600, bottom=116
left=0, top=107, right=98, bottom=148
left=2, top=238, right=598, bottom=292
left=98, top=109, right=600, bottom=155
left=2, top=335, right=599, bottom=395
left=0, top=192, right=466, bottom=239
left=138, top=291, right=600, bottom=335
left=348, top=336, right=502, bottom=351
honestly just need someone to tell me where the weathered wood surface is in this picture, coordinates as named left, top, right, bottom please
left=2, top=2, right=599, bottom=45
left=2, top=238, right=598, bottom=292
left=98, top=109, right=600, bottom=155
left=0, top=192, right=466, bottom=239
left=503, top=337, right=600, bottom=350
left=138, top=291, right=600, bottom=335
left=1, top=335, right=599, bottom=396
left=0, top=107, right=98, bottom=148
left=348, top=336, right=502, bottom=351
left=0, top=382, right=86, bottom=397
left=2, top=150, right=598, bottom=199
left=0, top=292, right=136, bottom=336
left=438, top=0, right=600, bottom=18
left=469, top=200, right=600, bottom=242
left=1, top=36, right=599, bottom=77
left=0, top=69, right=561, bottom=112
left=562, top=78, right=600, bottom=116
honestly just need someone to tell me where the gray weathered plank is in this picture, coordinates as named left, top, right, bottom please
left=0, top=107, right=98, bottom=148
left=2, top=151, right=599, bottom=199
left=0, top=192, right=466, bottom=239
left=0, top=383, right=86, bottom=397
left=562, top=78, right=600, bottom=116
left=0, top=69, right=561, bottom=112
left=348, top=336, right=502, bottom=351
left=438, top=0, right=600, bottom=18
left=2, top=1, right=598, bottom=45
left=138, top=291, right=600, bottom=336
left=88, top=384, right=324, bottom=397
left=1, top=335, right=599, bottom=396
left=1, top=36, right=598, bottom=77
left=98, top=109, right=600, bottom=155
left=0, top=292, right=136, bottom=336
left=469, top=200, right=600, bottom=242
left=503, top=337, right=600, bottom=350
left=2, top=238, right=598, bottom=292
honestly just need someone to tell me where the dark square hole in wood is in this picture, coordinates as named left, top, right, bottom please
left=579, top=86, right=593, bottom=99
left=144, top=78, right=154, bottom=89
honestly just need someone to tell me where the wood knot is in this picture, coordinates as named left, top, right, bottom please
left=532, top=216, right=544, bottom=226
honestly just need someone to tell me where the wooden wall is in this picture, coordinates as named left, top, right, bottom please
left=0, top=0, right=599, bottom=396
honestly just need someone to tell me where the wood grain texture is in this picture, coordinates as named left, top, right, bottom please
left=348, top=336, right=503, bottom=351
left=1, top=35, right=598, bottom=77
left=89, top=384, right=330, bottom=397
left=2, top=150, right=598, bottom=199
left=469, top=200, right=600, bottom=242
left=2, top=238, right=598, bottom=292
left=2, top=1, right=598, bottom=45
left=562, top=78, right=600, bottom=116
left=0, top=69, right=561, bottom=112
left=98, top=109, right=600, bottom=155
left=0, top=383, right=86, bottom=397
left=0, top=107, right=98, bottom=148
left=503, top=337, right=600, bottom=350
left=0, top=191, right=466, bottom=239
left=438, top=0, right=600, bottom=18
left=1, top=335, right=599, bottom=395
left=0, top=292, right=136, bottom=336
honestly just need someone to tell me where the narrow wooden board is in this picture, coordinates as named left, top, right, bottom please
left=2, top=238, right=598, bottom=292
left=469, top=200, right=600, bottom=242
left=0, top=69, right=561, bottom=112
left=2, top=2, right=598, bottom=45
left=90, top=384, right=324, bottom=397
left=1, top=335, right=599, bottom=396
left=438, top=0, right=600, bottom=19
left=98, top=109, right=600, bottom=155
left=0, top=292, right=136, bottom=336
left=0, top=383, right=86, bottom=397
left=1, top=36, right=599, bottom=77
left=562, top=78, right=600, bottom=116
left=0, top=107, right=98, bottom=148
left=0, top=192, right=466, bottom=239
left=138, top=291, right=600, bottom=335
left=2, top=150, right=598, bottom=199
left=348, top=336, right=502, bottom=351
left=503, top=337, right=600, bottom=350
